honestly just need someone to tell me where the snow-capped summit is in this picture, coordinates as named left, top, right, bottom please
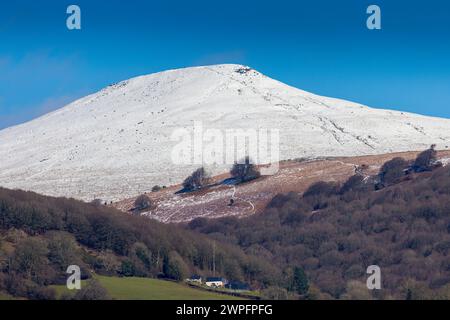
left=1, top=64, right=450, bottom=201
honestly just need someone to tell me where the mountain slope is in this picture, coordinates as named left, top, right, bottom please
left=113, top=150, right=450, bottom=223
left=1, top=64, right=450, bottom=201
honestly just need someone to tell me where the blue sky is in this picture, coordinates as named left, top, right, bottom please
left=0, top=0, right=449, bottom=129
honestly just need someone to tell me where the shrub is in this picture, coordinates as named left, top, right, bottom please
left=27, top=286, right=56, bottom=300
left=152, top=185, right=162, bottom=192
left=72, top=279, right=110, bottom=300
left=261, top=286, right=289, bottom=300
left=134, top=195, right=152, bottom=211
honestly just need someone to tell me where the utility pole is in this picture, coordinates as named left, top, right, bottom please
left=212, top=241, right=216, bottom=277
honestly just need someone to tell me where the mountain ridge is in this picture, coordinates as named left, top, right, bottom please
left=1, top=64, right=450, bottom=201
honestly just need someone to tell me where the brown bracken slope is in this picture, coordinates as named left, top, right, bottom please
left=113, top=150, right=450, bottom=223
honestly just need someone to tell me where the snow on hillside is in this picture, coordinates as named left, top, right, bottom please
left=1, top=64, right=450, bottom=201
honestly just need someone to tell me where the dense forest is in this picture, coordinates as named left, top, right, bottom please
left=0, top=188, right=278, bottom=300
left=187, top=148, right=450, bottom=299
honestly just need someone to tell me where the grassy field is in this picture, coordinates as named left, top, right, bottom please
left=0, top=292, right=15, bottom=300
left=187, top=282, right=261, bottom=299
left=53, top=275, right=244, bottom=300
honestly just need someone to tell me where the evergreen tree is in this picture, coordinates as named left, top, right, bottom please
left=292, top=267, right=309, bottom=295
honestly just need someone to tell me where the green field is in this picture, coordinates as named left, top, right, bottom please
left=53, top=275, right=244, bottom=300
left=0, top=292, right=14, bottom=300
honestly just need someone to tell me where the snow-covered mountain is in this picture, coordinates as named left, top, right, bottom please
left=1, top=64, right=450, bottom=201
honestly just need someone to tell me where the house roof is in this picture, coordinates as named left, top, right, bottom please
left=226, top=281, right=250, bottom=290
left=206, top=277, right=225, bottom=282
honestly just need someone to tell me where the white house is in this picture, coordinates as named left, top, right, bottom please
left=205, top=277, right=227, bottom=288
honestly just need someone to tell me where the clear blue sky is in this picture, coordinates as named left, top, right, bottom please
left=1, top=0, right=449, bottom=129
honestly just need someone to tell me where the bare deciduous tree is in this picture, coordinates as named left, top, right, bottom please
left=230, top=157, right=260, bottom=182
